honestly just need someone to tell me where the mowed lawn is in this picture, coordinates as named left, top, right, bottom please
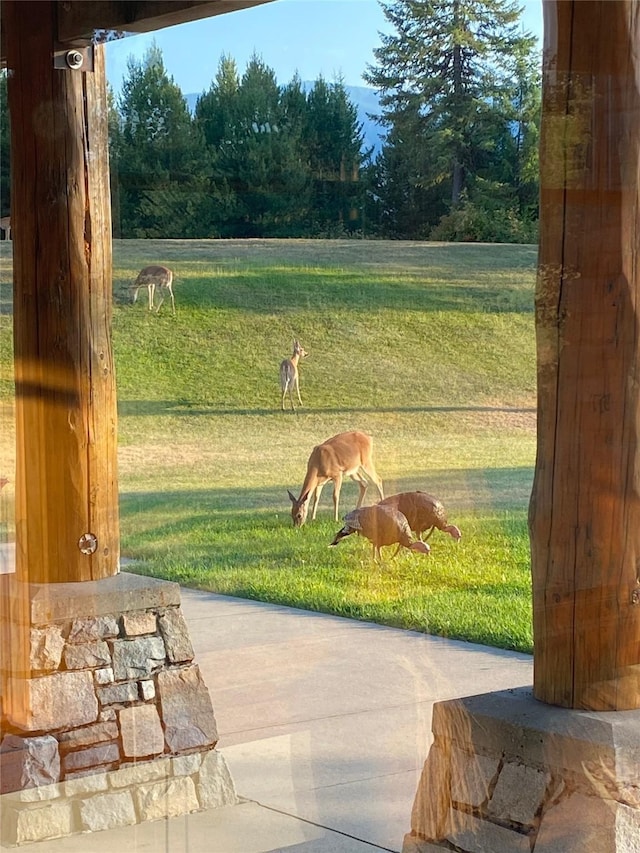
left=0, top=239, right=538, bottom=652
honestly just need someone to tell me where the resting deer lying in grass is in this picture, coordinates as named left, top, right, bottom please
left=132, top=265, right=175, bottom=314
left=288, top=430, right=384, bottom=526
left=280, top=339, right=308, bottom=411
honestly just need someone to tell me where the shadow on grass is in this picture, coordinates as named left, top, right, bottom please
left=4, top=240, right=538, bottom=318
left=118, top=400, right=537, bottom=418
left=120, top=466, right=534, bottom=524
left=169, top=273, right=536, bottom=316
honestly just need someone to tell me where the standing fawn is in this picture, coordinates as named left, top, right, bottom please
left=280, top=339, right=308, bottom=411
left=132, top=265, right=175, bottom=314
left=288, top=430, right=384, bottom=526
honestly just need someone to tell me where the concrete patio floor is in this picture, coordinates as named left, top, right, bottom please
left=2, top=584, right=534, bottom=852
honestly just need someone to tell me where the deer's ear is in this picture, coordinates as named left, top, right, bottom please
left=288, top=490, right=297, bottom=504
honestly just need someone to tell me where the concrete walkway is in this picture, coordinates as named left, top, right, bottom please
left=4, top=588, right=533, bottom=852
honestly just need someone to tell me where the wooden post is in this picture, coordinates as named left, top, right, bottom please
left=529, top=0, right=640, bottom=710
left=5, top=0, right=119, bottom=587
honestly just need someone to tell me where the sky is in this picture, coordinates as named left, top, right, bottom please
left=105, top=0, right=543, bottom=97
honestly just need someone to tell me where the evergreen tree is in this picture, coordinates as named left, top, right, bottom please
left=197, top=54, right=311, bottom=237
left=193, top=55, right=242, bottom=236
left=304, top=77, right=367, bottom=235
left=114, top=43, right=207, bottom=237
left=106, top=83, right=124, bottom=236
left=108, top=47, right=375, bottom=239
left=280, top=73, right=308, bottom=135
left=366, top=0, right=540, bottom=240
left=234, top=54, right=303, bottom=235
left=365, top=101, right=446, bottom=237
left=195, top=55, right=241, bottom=150
left=509, top=39, right=541, bottom=223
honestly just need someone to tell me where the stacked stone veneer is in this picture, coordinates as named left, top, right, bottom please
left=403, top=687, right=640, bottom=853
left=0, top=573, right=238, bottom=846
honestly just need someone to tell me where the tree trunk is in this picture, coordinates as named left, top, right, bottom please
left=451, top=32, right=464, bottom=207
left=451, top=160, right=464, bottom=207
left=529, top=0, right=640, bottom=710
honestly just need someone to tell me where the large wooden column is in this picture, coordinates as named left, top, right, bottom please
left=6, top=0, right=119, bottom=585
left=530, top=0, right=640, bottom=710
left=1, top=1, right=118, bottom=723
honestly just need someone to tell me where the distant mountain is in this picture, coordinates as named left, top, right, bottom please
left=342, top=84, right=386, bottom=158
left=184, top=84, right=385, bottom=158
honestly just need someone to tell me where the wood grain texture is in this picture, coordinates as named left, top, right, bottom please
left=7, top=1, right=119, bottom=586
left=0, top=1, right=275, bottom=61
left=56, top=0, right=273, bottom=40
left=530, top=0, right=640, bottom=709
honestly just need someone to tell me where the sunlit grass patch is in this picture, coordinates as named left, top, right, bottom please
left=123, top=501, right=533, bottom=652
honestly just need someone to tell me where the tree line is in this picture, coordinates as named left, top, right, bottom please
left=1, top=0, right=541, bottom=243
left=109, top=48, right=366, bottom=239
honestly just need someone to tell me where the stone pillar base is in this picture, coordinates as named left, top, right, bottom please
left=0, top=572, right=237, bottom=846
left=0, top=747, right=237, bottom=846
left=404, top=687, right=640, bottom=853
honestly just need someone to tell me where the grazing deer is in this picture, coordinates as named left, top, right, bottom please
left=132, top=265, right=175, bottom=314
left=280, top=339, right=308, bottom=411
left=288, top=431, right=384, bottom=526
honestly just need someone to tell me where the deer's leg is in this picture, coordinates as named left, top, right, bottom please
left=281, top=380, right=294, bottom=411
left=155, top=292, right=165, bottom=313
left=148, top=283, right=155, bottom=311
left=169, top=286, right=176, bottom=315
left=332, top=474, right=344, bottom=521
left=279, top=370, right=287, bottom=411
left=353, top=474, right=368, bottom=509
left=362, top=464, right=384, bottom=501
left=310, top=484, right=324, bottom=520
left=295, top=377, right=303, bottom=406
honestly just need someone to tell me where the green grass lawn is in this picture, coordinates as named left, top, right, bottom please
left=0, top=238, right=537, bottom=653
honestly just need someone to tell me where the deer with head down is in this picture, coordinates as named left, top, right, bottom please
left=288, top=430, right=384, bottom=526
left=280, top=339, right=308, bottom=411
left=132, top=265, right=175, bottom=314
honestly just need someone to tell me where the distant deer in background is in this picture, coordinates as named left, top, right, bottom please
left=280, top=339, right=308, bottom=411
left=132, top=265, right=175, bottom=314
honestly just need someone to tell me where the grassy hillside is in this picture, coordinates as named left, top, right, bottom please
left=0, top=239, right=538, bottom=651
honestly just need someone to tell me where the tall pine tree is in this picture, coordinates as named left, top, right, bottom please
left=304, top=77, right=367, bottom=235
left=193, top=55, right=243, bottom=236
left=365, top=0, right=539, bottom=240
left=114, top=43, right=207, bottom=237
left=233, top=54, right=310, bottom=236
left=196, top=54, right=311, bottom=236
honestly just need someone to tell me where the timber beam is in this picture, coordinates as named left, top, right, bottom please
left=0, top=0, right=274, bottom=62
